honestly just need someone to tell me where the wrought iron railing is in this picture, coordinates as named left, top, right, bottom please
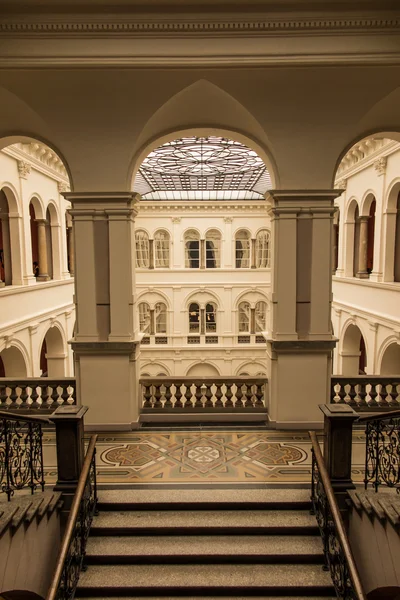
left=47, top=435, right=98, bottom=600
left=0, top=378, right=76, bottom=412
left=0, top=410, right=48, bottom=501
left=331, top=376, right=400, bottom=412
left=358, top=409, right=400, bottom=494
left=140, top=377, right=268, bottom=410
left=309, top=431, right=366, bottom=600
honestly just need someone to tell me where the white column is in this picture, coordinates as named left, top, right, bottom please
left=8, top=214, right=24, bottom=285
left=266, top=190, right=337, bottom=429
left=356, top=216, right=369, bottom=278
left=36, top=219, right=50, bottom=281
left=66, top=192, right=141, bottom=431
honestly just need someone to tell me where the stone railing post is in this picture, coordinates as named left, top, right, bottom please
left=49, top=405, right=88, bottom=522
left=319, top=404, right=359, bottom=520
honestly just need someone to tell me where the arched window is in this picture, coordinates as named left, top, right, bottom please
left=256, top=230, right=270, bottom=268
left=0, top=190, right=12, bottom=286
left=155, top=302, right=167, bottom=334
left=205, top=302, right=217, bottom=333
left=205, top=230, right=221, bottom=269
left=189, top=302, right=200, bottom=333
left=135, top=230, right=150, bottom=268
left=185, top=230, right=200, bottom=268
left=255, top=301, right=267, bottom=332
left=138, top=302, right=151, bottom=334
left=235, top=230, right=251, bottom=268
left=238, top=302, right=250, bottom=333
left=367, top=199, right=376, bottom=274
left=154, top=230, right=170, bottom=268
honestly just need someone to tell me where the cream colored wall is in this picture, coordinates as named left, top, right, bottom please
left=0, top=147, right=74, bottom=377
left=135, top=202, right=270, bottom=377
left=333, top=142, right=400, bottom=375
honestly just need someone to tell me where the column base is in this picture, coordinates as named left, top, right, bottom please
left=71, top=340, right=140, bottom=430
left=0, top=282, right=5, bottom=288
left=356, top=271, right=369, bottom=279
left=37, top=274, right=51, bottom=282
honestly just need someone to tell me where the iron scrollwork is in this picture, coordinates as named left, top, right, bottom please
left=364, top=415, right=400, bottom=493
left=56, top=449, right=98, bottom=600
left=311, top=449, right=359, bottom=600
left=0, top=416, right=45, bottom=500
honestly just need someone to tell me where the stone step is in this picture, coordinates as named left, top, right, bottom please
left=85, top=534, right=324, bottom=564
left=97, top=489, right=312, bottom=511
left=90, top=510, right=318, bottom=536
left=76, top=564, right=334, bottom=596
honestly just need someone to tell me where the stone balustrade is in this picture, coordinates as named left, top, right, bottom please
left=140, top=377, right=268, bottom=411
left=0, top=378, right=77, bottom=412
left=330, top=376, right=400, bottom=412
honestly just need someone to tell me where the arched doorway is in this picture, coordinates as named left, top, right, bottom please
left=40, top=326, right=66, bottom=377
left=0, top=190, right=12, bottom=286
left=367, top=198, right=376, bottom=275
left=394, top=191, right=400, bottom=282
left=341, top=323, right=368, bottom=375
left=0, top=346, right=28, bottom=377
left=29, top=200, right=40, bottom=279
left=380, top=342, right=400, bottom=374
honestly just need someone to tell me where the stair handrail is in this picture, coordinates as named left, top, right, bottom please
left=47, top=434, right=98, bottom=600
left=0, top=409, right=49, bottom=500
left=357, top=409, right=400, bottom=493
left=309, top=431, right=366, bottom=600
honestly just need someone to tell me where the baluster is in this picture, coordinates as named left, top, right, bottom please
left=175, top=383, right=184, bottom=408
left=8, top=384, right=18, bottom=410
left=357, top=382, right=367, bottom=408
left=71, top=381, right=77, bottom=404
left=337, top=382, right=346, bottom=405
left=184, top=384, right=193, bottom=409
left=51, top=384, right=60, bottom=407
left=40, top=384, right=49, bottom=410
left=164, top=383, right=173, bottom=408
left=153, top=384, right=163, bottom=409
left=347, top=383, right=357, bottom=406
left=30, top=384, right=40, bottom=409
left=225, top=382, right=234, bottom=408
left=61, top=384, right=70, bottom=406
left=244, top=384, right=252, bottom=408
left=194, top=383, right=202, bottom=409
left=330, top=380, right=337, bottom=404
left=200, top=383, right=207, bottom=407
left=378, top=382, right=388, bottom=408
left=204, top=383, right=213, bottom=407
left=388, top=381, right=399, bottom=407
left=19, top=384, right=29, bottom=409
left=142, top=382, right=152, bottom=408
left=214, top=383, right=224, bottom=408
left=368, top=382, right=378, bottom=408
left=236, top=384, right=245, bottom=407
left=253, top=383, right=264, bottom=408
left=0, top=385, right=7, bottom=408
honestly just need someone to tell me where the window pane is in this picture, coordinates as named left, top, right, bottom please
left=155, top=302, right=167, bottom=333
left=256, top=230, right=270, bottom=268
left=206, top=230, right=221, bottom=268
left=154, top=231, right=170, bottom=268
left=185, top=230, right=200, bottom=268
left=189, top=302, right=200, bottom=333
left=255, top=301, right=267, bottom=332
left=238, top=302, right=250, bottom=332
left=139, top=302, right=151, bottom=333
left=136, top=231, right=150, bottom=268
left=206, top=303, right=217, bottom=332
left=236, top=230, right=250, bottom=268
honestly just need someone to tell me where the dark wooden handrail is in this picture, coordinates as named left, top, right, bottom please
left=309, top=431, right=366, bottom=600
left=0, top=409, right=50, bottom=424
left=140, top=376, right=267, bottom=384
left=358, top=409, right=400, bottom=423
left=46, top=434, right=98, bottom=600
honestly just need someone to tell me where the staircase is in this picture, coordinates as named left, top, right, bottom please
left=75, top=488, right=335, bottom=598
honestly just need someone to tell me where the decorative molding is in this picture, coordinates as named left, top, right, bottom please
left=171, top=217, right=181, bottom=224
left=374, top=156, right=387, bottom=176
left=224, top=217, right=234, bottom=223
left=58, top=181, right=69, bottom=193
left=337, top=179, right=347, bottom=191
left=17, top=160, right=31, bottom=179
left=2, top=18, right=400, bottom=35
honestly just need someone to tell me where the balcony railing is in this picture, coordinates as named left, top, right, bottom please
left=141, top=377, right=268, bottom=411
left=0, top=378, right=77, bottom=413
left=330, top=376, right=400, bottom=412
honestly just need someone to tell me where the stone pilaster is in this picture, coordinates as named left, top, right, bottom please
left=36, top=219, right=50, bottom=281
left=356, top=216, right=369, bottom=278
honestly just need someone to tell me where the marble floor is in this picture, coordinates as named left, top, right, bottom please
left=42, top=427, right=366, bottom=487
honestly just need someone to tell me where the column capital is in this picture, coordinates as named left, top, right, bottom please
left=63, top=191, right=141, bottom=206
left=266, top=189, right=340, bottom=216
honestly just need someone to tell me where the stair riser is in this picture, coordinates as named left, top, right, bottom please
left=76, top=586, right=336, bottom=597
left=85, top=555, right=325, bottom=565
left=90, top=527, right=320, bottom=536
left=97, top=502, right=312, bottom=512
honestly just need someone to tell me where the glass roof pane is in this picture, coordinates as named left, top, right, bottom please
left=133, top=136, right=271, bottom=199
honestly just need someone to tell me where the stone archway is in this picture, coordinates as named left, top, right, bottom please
left=380, top=342, right=400, bottom=375
left=186, top=363, right=220, bottom=377
left=0, top=346, right=28, bottom=377
left=341, top=323, right=367, bottom=375
left=40, top=326, right=66, bottom=377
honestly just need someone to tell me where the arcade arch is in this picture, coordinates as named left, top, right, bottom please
left=0, top=346, right=28, bottom=377
left=39, top=326, right=66, bottom=378
left=340, top=323, right=368, bottom=375
left=380, top=342, right=400, bottom=375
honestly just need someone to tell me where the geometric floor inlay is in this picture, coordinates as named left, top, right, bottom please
left=41, top=429, right=366, bottom=486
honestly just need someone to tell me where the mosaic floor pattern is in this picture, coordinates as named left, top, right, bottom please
left=42, top=429, right=366, bottom=485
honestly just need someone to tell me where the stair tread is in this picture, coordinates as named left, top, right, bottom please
left=98, top=489, right=311, bottom=505
left=86, top=534, right=324, bottom=556
left=92, top=510, right=316, bottom=529
left=77, top=563, right=333, bottom=589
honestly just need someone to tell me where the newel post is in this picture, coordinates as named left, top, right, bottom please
left=49, top=405, right=88, bottom=521
left=319, top=404, right=359, bottom=518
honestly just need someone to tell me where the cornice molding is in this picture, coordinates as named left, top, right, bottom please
left=1, top=17, right=400, bottom=35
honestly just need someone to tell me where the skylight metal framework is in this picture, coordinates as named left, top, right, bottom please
left=133, top=136, right=271, bottom=199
